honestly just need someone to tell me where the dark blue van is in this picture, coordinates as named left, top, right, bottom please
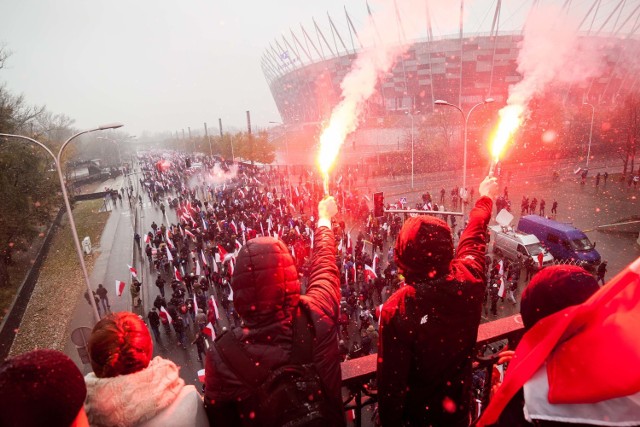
left=517, top=215, right=601, bottom=269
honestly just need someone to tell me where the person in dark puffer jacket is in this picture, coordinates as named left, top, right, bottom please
left=204, top=197, right=345, bottom=426
left=377, top=176, right=498, bottom=427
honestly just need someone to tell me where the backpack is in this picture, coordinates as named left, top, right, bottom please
left=214, top=305, right=332, bottom=427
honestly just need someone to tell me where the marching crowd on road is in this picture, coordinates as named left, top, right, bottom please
left=4, top=151, right=639, bottom=427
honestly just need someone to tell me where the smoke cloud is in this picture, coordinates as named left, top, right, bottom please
left=506, top=4, right=604, bottom=110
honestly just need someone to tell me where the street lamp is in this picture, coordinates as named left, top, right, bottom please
left=0, top=122, right=124, bottom=324
left=434, top=98, right=494, bottom=217
left=269, top=121, right=293, bottom=198
left=405, top=111, right=420, bottom=189
left=583, top=102, right=595, bottom=169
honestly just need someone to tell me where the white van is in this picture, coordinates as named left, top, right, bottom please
left=489, top=225, right=554, bottom=270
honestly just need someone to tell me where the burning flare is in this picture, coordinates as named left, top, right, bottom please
left=490, top=104, right=524, bottom=168
left=318, top=102, right=358, bottom=194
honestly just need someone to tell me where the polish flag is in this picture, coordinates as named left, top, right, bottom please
left=364, top=264, right=377, bottom=282
left=203, top=322, right=216, bottom=340
left=174, top=266, right=183, bottom=282
left=477, top=256, right=640, bottom=426
left=185, top=229, right=196, bottom=240
left=165, top=231, right=174, bottom=250
left=144, top=233, right=151, bottom=244
left=193, top=296, right=198, bottom=314
left=196, top=260, right=201, bottom=277
left=159, top=306, right=173, bottom=324
left=200, top=250, right=208, bottom=266
left=497, top=277, right=505, bottom=298
left=229, top=220, right=238, bottom=234
left=234, top=240, right=243, bottom=252
left=208, top=296, right=220, bottom=319
left=127, top=264, right=138, bottom=278
left=373, top=253, right=379, bottom=272
left=217, top=245, right=229, bottom=261
left=166, top=247, right=174, bottom=262
left=227, top=257, right=235, bottom=276
left=115, top=280, right=126, bottom=296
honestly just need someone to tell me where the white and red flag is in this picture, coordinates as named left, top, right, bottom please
left=174, top=266, right=183, bottom=282
left=127, top=264, right=138, bottom=278
left=217, top=245, right=229, bottom=262
left=203, top=322, right=216, bottom=340
left=115, top=280, right=126, bottom=296
left=185, top=229, right=196, bottom=240
left=227, top=257, right=235, bottom=276
left=144, top=234, right=151, bottom=244
left=208, top=295, right=220, bottom=319
left=364, top=264, right=378, bottom=282
left=165, top=230, right=175, bottom=250
left=159, top=306, right=173, bottom=324
left=193, top=296, right=198, bottom=314
left=478, top=256, right=640, bottom=426
left=373, top=253, right=379, bottom=272
left=200, top=250, right=208, bottom=266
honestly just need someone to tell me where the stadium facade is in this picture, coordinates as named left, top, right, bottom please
left=261, top=1, right=640, bottom=126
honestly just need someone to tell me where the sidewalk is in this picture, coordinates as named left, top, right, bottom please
left=63, top=174, right=129, bottom=374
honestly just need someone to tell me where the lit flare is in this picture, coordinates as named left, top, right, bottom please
left=489, top=104, right=524, bottom=173
left=318, top=102, right=357, bottom=194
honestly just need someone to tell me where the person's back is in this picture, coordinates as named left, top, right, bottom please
left=377, top=176, right=497, bottom=426
left=205, top=197, right=345, bottom=426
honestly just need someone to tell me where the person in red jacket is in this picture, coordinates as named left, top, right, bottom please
left=377, top=176, right=498, bottom=427
left=204, top=197, right=345, bottom=426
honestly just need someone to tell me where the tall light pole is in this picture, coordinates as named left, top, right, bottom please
left=1, top=122, right=124, bottom=324
left=269, top=121, right=293, bottom=198
left=583, top=102, right=595, bottom=169
left=405, top=111, right=420, bottom=189
left=434, top=98, right=494, bottom=217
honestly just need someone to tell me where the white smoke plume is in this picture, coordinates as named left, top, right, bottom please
left=507, top=4, right=604, bottom=109
left=318, top=0, right=461, bottom=185
left=189, top=163, right=239, bottom=189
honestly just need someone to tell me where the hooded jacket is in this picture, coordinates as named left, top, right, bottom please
left=205, top=225, right=344, bottom=426
left=377, top=196, right=492, bottom=426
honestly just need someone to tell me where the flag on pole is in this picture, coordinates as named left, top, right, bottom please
left=200, top=250, right=208, bottom=266
left=196, top=260, right=201, bottom=277
left=497, top=278, right=505, bottom=298
left=185, top=229, right=196, bottom=240
left=217, top=245, right=229, bottom=261
left=193, top=296, right=198, bottom=314
left=212, top=259, right=219, bottom=273
left=364, top=264, right=378, bottom=282
left=166, top=248, right=174, bottom=262
left=115, top=280, right=126, bottom=296
left=166, top=230, right=174, bottom=250
left=227, top=257, right=235, bottom=276
left=144, top=233, right=151, bottom=244
left=209, top=295, right=220, bottom=319
left=373, top=253, right=379, bottom=272
left=203, top=322, right=216, bottom=340
left=174, top=266, right=183, bottom=282
left=159, top=306, right=173, bottom=324
left=127, top=264, right=138, bottom=278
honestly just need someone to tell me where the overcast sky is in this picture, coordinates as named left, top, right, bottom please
left=0, top=0, right=624, bottom=137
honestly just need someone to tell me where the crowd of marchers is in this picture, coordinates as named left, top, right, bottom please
left=1, top=153, right=639, bottom=427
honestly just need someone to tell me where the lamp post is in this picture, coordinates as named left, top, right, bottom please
left=1, top=122, right=124, bottom=324
left=434, top=98, right=494, bottom=217
left=405, top=111, right=420, bottom=189
left=583, top=102, right=595, bottom=169
left=269, top=121, right=293, bottom=198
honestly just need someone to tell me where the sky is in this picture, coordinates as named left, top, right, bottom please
left=0, top=0, right=629, bottom=137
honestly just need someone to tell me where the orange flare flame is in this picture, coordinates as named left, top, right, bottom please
left=318, top=103, right=357, bottom=194
left=490, top=104, right=525, bottom=163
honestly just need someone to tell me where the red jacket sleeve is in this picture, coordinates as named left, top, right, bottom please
left=451, top=196, right=492, bottom=281
left=305, top=225, right=340, bottom=318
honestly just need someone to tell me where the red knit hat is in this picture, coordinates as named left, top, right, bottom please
left=394, top=215, right=453, bottom=280
left=0, top=349, right=87, bottom=427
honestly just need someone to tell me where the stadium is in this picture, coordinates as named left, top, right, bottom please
left=261, top=1, right=640, bottom=172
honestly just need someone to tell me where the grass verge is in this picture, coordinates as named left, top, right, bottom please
left=9, top=200, right=109, bottom=356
